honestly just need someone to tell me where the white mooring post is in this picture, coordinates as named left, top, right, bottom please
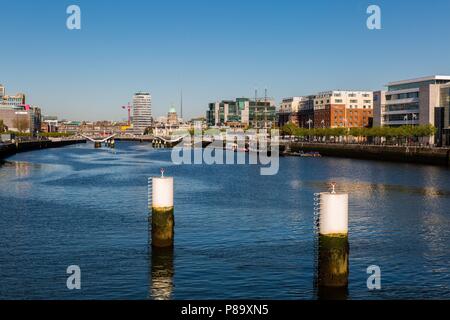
left=149, top=169, right=174, bottom=248
left=315, top=182, right=349, bottom=290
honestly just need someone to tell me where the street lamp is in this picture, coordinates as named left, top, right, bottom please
left=306, top=119, right=313, bottom=142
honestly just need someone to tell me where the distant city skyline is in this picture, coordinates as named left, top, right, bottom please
left=1, top=0, right=450, bottom=121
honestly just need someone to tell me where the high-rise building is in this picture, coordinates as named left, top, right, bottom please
left=132, top=92, right=152, bottom=134
left=0, top=84, right=5, bottom=99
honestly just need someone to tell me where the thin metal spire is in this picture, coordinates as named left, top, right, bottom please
left=180, top=89, right=183, bottom=119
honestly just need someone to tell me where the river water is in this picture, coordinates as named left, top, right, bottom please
left=0, top=142, right=449, bottom=299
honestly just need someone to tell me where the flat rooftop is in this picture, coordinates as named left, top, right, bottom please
left=387, top=75, right=450, bottom=87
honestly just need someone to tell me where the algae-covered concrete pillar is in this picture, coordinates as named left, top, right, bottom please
left=316, top=183, right=349, bottom=290
left=150, top=169, right=174, bottom=248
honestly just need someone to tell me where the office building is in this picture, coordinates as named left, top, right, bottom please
left=207, top=98, right=277, bottom=128
left=132, top=92, right=152, bottom=134
left=0, top=105, right=41, bottom=134
left=374, top=75, right=450, bottom=127
left=373, top=75, right=450, bottom=144
left=435, top=83, right=450, bottom=146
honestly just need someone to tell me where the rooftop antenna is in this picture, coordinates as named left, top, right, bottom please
left=264, top=88, right=268, bottom=129
left=254, top=88, right=259, bottom=129
left=180, top=89, right=183, bottom=120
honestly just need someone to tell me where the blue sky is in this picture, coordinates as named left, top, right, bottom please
left=1, top=0, right=450, bottom=121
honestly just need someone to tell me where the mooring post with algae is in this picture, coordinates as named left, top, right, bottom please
left=314, top=183, right=349, bottom=293
left=149, top=169, right=175, bottom=248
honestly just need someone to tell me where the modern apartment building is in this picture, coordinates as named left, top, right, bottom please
left=0, top=84, right=4, bottom=99
left=132, top=92, right=152, bottom=134
left=296, top=96, right=315, bottom=128
left=278, top=91, right=373, bottom=129
left=313, top=90, right=373, bottom=128
left=206, top=98, right=277, bottom=128
left=278, top=97, right=303, bottom=126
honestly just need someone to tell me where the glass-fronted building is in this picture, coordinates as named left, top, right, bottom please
left=435, top=84, right=450, bottom=147
left=374, top=75, right=450, bottom=144
left=374, top=75, right=450, bottom=127
left=207, top=98, right=276, bottom=128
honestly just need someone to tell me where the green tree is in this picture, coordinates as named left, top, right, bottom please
left=144, top=127, right=153, bottom=135
left=281, top=122, right=299, bottom=137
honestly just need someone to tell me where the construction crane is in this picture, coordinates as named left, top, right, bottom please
left=122, top=103, right=132, bottom=126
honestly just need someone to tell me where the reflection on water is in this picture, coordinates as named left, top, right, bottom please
left=316, top=235, right=349, bottom=300
left=14, top=162, right=32, bottom=178
left=305, top=179, right=450, bottom=199
left=317, top=285, right=349, bottom=300
left=150, top=245, right=174, bottom=300
left=1, top=142, right=450, bottom=299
